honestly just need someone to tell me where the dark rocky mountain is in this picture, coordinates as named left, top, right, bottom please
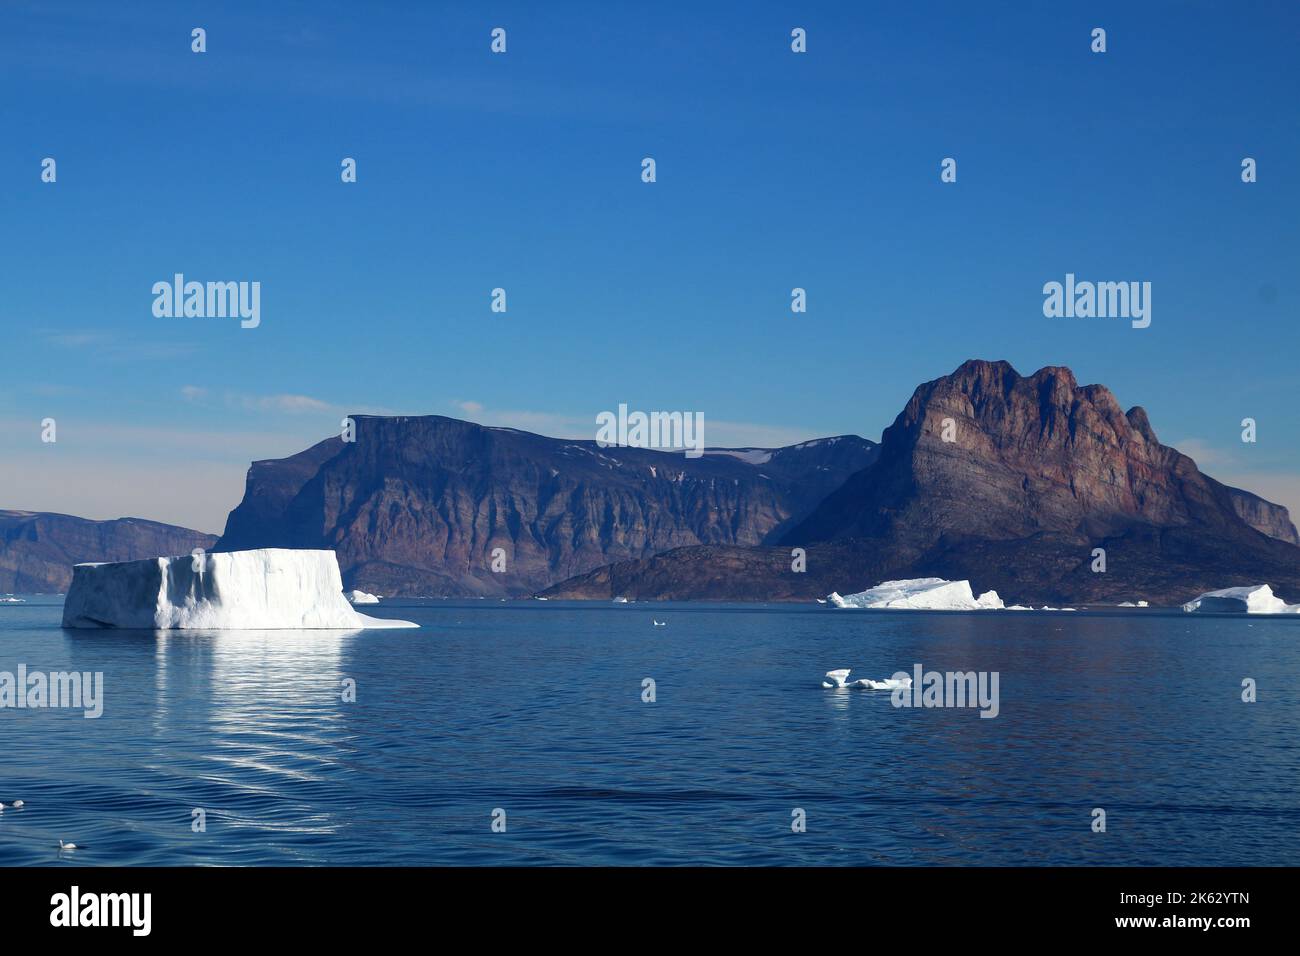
left=215, top=416, right=877, bottom=596
left=0, top=511, right=217, bottom=593
left=543, top=360, right=1300, bottom=605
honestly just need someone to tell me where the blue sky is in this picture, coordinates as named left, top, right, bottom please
left=1, top=0, right=1298, bottom=533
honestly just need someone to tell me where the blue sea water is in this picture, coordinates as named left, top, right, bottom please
left=1, top=596, right=1298, bottom=866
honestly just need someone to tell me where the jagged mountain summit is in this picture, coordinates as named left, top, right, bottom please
left=214, top=416, right=878, bottom=596
left=543, top=360, right=1300, bottom=604
left=0, top=511, right=217, bottom=593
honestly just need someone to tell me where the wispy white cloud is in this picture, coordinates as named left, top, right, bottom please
left=43, top=329, right=198, bottom=361
left=180, top=387, right=392, bottom=418
left=1171, top=438, right=1234, bottom=469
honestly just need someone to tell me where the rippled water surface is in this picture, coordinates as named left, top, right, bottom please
left=2, top=597, right=1298, bottom=865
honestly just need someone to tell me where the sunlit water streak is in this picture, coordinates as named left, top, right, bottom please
left=2, top=596, right=1297, bottom=865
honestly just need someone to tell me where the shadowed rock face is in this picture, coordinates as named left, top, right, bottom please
left=544, top=361, right=1300, bottom=605
left=0, top=511, right=217, bottom=593
left=1227, top=486, right=1300, bottom=545
left=215, top=416, right=877, bottom=596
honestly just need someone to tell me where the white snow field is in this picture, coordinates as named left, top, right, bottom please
left=62, top=548, right=417, bottom=629
left=827, top=577, right=1004, bottom=611
left=1181, top=584, right=1300, bottom=614
left=346, top=590, right=381, bottom=604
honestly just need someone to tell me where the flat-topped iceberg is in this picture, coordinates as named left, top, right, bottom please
left=62, top=548, right=417, bottom=629
left=1182, top=584, right=1300, bottom=615
left=828, top=577, right=1004, bottom=611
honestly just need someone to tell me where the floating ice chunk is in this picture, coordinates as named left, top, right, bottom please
left=61, top=548, right=417, bottom=629
left=346, top=590, right=381, bottom=604
left=862, top=676, right=913, bottom=691
left=1182, top=584, right=1300, bottom=614
left=828, top=578, right=1005, bottom=611
left=822, top=669, right=912, bottom=690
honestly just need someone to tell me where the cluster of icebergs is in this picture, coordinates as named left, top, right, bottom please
left=61, top=549, right=416, bottom=630
left=824, top=577, right=1300, bottom=615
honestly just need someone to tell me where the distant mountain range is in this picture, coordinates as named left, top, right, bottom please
left=5, top=359, right=1298, bottom=604
left=214, top=417, right=877, bottom=596
left=543, top=360, right=1300, bottom=604
left=0, top=511, right=216, bottom=593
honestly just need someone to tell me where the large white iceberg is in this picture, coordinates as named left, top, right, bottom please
left=1181, top=584, right=1300, bottom=615
left=62, top=548, right=417, bottom=629
left=828, top=577, right=1004, bottom=611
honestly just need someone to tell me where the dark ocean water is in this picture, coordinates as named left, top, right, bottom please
left=1, top=596, right=1297, bottom=866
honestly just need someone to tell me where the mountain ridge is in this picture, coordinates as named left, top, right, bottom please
left=214, top=415, right=878, bottom=596
left=0, top=511, right=217, bottom=593
left=543, top=360, right=1300, bottom=604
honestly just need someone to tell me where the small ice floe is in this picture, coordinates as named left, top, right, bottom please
left=815, top=598, right=827, bottom=604
left=613, top=596, right=630, bottom=604
left=821, top=669, right=913, bottom=690
left=0, top=596, right=24, bottom=603
left=1182, top=584, right=1300, bottom=614
left=652, top=620, right=667, bottom=627
left=346, top=589, right=381, bottom=605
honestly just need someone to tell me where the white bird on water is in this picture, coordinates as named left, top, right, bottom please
left=822, top=669, right=912, bottom=690
left=58, top=840, right=77, bottom=850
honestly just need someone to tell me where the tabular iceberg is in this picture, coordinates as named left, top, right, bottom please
left=828, top=578, right=1004, bottom=611
left=1181, top=584, right=1300, bottom=615
left=62, top=548, right=417, bottom=629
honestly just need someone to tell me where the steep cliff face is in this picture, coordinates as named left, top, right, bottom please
left=545, top=361, right=1300, bottom=604
left=1226, top=486, right=1300, bottom=545
left=215, top=416, right=877, bottom=596
left=0, top=511, right=217, bottom=593
left=786, top=360, right=1257, bottom=550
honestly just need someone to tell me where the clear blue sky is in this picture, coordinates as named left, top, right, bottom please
left=2, top=0, right=1298, bottom=533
